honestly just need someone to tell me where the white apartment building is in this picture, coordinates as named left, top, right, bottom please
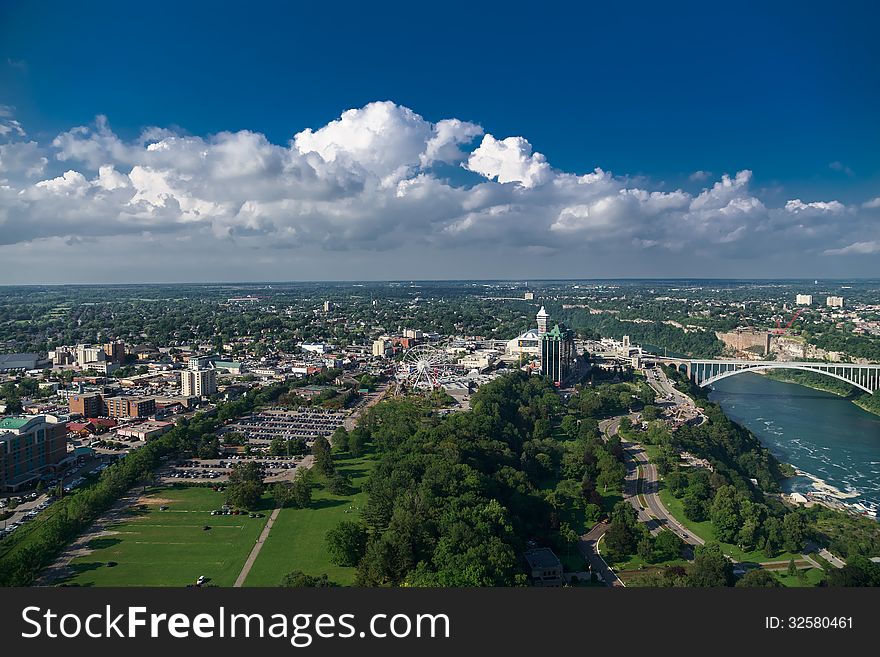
left=181, top=368, right=217, bottom=397
left=826, top=296, right=845, bottom=308
left=76, top=345, right=106, bottom=366
left=796, top=294, right=813, bottom=305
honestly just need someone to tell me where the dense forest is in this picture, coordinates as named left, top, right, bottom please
left=557, top=307, right=725, bottom=358
left=343, top=372, right=630, bottom=586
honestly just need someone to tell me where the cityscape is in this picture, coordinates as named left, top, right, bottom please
left=1, top=0, right=879, bottom=598
left=1, top=279, right=879, bottom=587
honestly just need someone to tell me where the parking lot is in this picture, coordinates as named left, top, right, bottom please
left=159, top=454, right=311, bottom=484
left=219, top=408, right=347, bottom=447
left=1, top=457, right=112, bottom=539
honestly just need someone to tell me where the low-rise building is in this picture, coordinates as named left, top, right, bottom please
left=104, top=396, right=156, bottom=418
left=117, top=420, right=173, bottom=441
left=0, top=353, right=42, bottom=372
left=69, top=392, right=103, bottom=418
left=523, top=548, right=564, bottom=587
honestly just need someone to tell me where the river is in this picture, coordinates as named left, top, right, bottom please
left=707, top=372, right=880, bottom=510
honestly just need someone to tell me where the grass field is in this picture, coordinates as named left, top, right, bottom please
left=776, top=567, right=825, bottom=587
left=657, top=485, right=802, bottom=563
left=598, top=535, right=688, bottom=571
left=60, top=486, right=270, bottom=587
left=243, top=449, right=377, bottom=587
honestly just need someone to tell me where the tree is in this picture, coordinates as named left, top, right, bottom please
left=312, top=435, right=335, bottom=476
left=559, top=522, right=578, bottom=556
left=4, top=397, right=22, bottom=414
left=226, top=461, right=264, bottom=510
left=665, top=470, right=688, bottom=496
left=280, top=571, right=338, bottom=587
left=604, top=503, right=640, bottom=560
left=348, top=427, right=367, bottom=457
left=787, top=558, right=798, bottom=578
left=682, top=492, right=707, bottom=522
left=289, top=470, right=314, bottom=508
left=737, top=517, right=760, bottom=551
left=763, top=517, right=784, bottom=558
left=637, top=535, right=655, bottom=563
left=782, top=512, right=806, bottom=553
left=654, top=530, right=684, bottom=562
left=331, top=426, right=349, bottom=452
left=560, top=415, right=579, bottom=440
left=687, top=543, right=734, bottom=587
left=736, top=568, right=781, bottom=588
left=709, top=486, right=741, bottom=543
left=326, top=521, right=369, bottom=567
left=328, top=473, right=352, bottom=495
left=642, top=405, right=661, bottom=421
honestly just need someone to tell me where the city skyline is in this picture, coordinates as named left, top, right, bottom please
left=1, top=1, right=879, bottom=283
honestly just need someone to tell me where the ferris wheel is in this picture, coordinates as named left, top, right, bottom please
left=397, top=345, right=453, bottom=390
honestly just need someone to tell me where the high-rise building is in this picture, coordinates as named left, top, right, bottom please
left=323, top=300, right=334, bottom=313
left=826, top=296, right=845, bottom=308
left=76, top=344, right=106, bottom=366
left=181, top=368, right=217, bottom=397
left=0, top=415, right=67, bottom=491
left=50, top=348, right=76, bottom=367
left=372, top=339, right=389, bottom=357
left=536, top=306, right=549, bottom=337
left=541, top=324, right=575, bottom=386
left=104, top=340, right=126, bottom=364
left=796, top=294, right=813, bottom=306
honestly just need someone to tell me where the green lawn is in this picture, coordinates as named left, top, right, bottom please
left=775, top=567, right=825, bottom=588
left=657, top=485, right=802, bottom=563
left=598, top=535, right=687, bottom=571
left=243, top=450, right=376, bottom=587
left=60, top=485, right=270, bottom=587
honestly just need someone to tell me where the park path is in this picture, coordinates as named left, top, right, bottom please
left=36, top=487, right=147, bottom=586
left=233, top=506, right=281, bottom=587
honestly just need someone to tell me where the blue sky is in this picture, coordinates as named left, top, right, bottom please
left=0, top=0, right=879, bottom=282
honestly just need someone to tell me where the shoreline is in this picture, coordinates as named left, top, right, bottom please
left=678, top=367, right=872, bottom=516
left=704, top=371, right=877, bottom=518
left=759, top=370, right=880, bottom=418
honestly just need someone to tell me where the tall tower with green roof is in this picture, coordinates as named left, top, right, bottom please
left=541, top=324, right=575, bottom=385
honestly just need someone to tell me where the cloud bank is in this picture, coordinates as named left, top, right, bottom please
left=0, top=100, right=878, bottom=281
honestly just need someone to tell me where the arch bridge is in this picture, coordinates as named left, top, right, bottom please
left=654, top=358, right=880, bottom=394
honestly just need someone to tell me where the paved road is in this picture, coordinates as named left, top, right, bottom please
left=625, top=441, right=705, bottom=546
left=234, top=506, right=281, bottom=587
left=602, top=412, right=704, bottom=546
left=818, top=547, right=846, bottom=568
left=343, top=384, right=389, bottom=432
left=579, top=522, right=623, bottom=587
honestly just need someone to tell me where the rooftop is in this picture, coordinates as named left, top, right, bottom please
left=523, top=547, right=562, bottom=569
left=0, top=416, right=32, bottom=430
